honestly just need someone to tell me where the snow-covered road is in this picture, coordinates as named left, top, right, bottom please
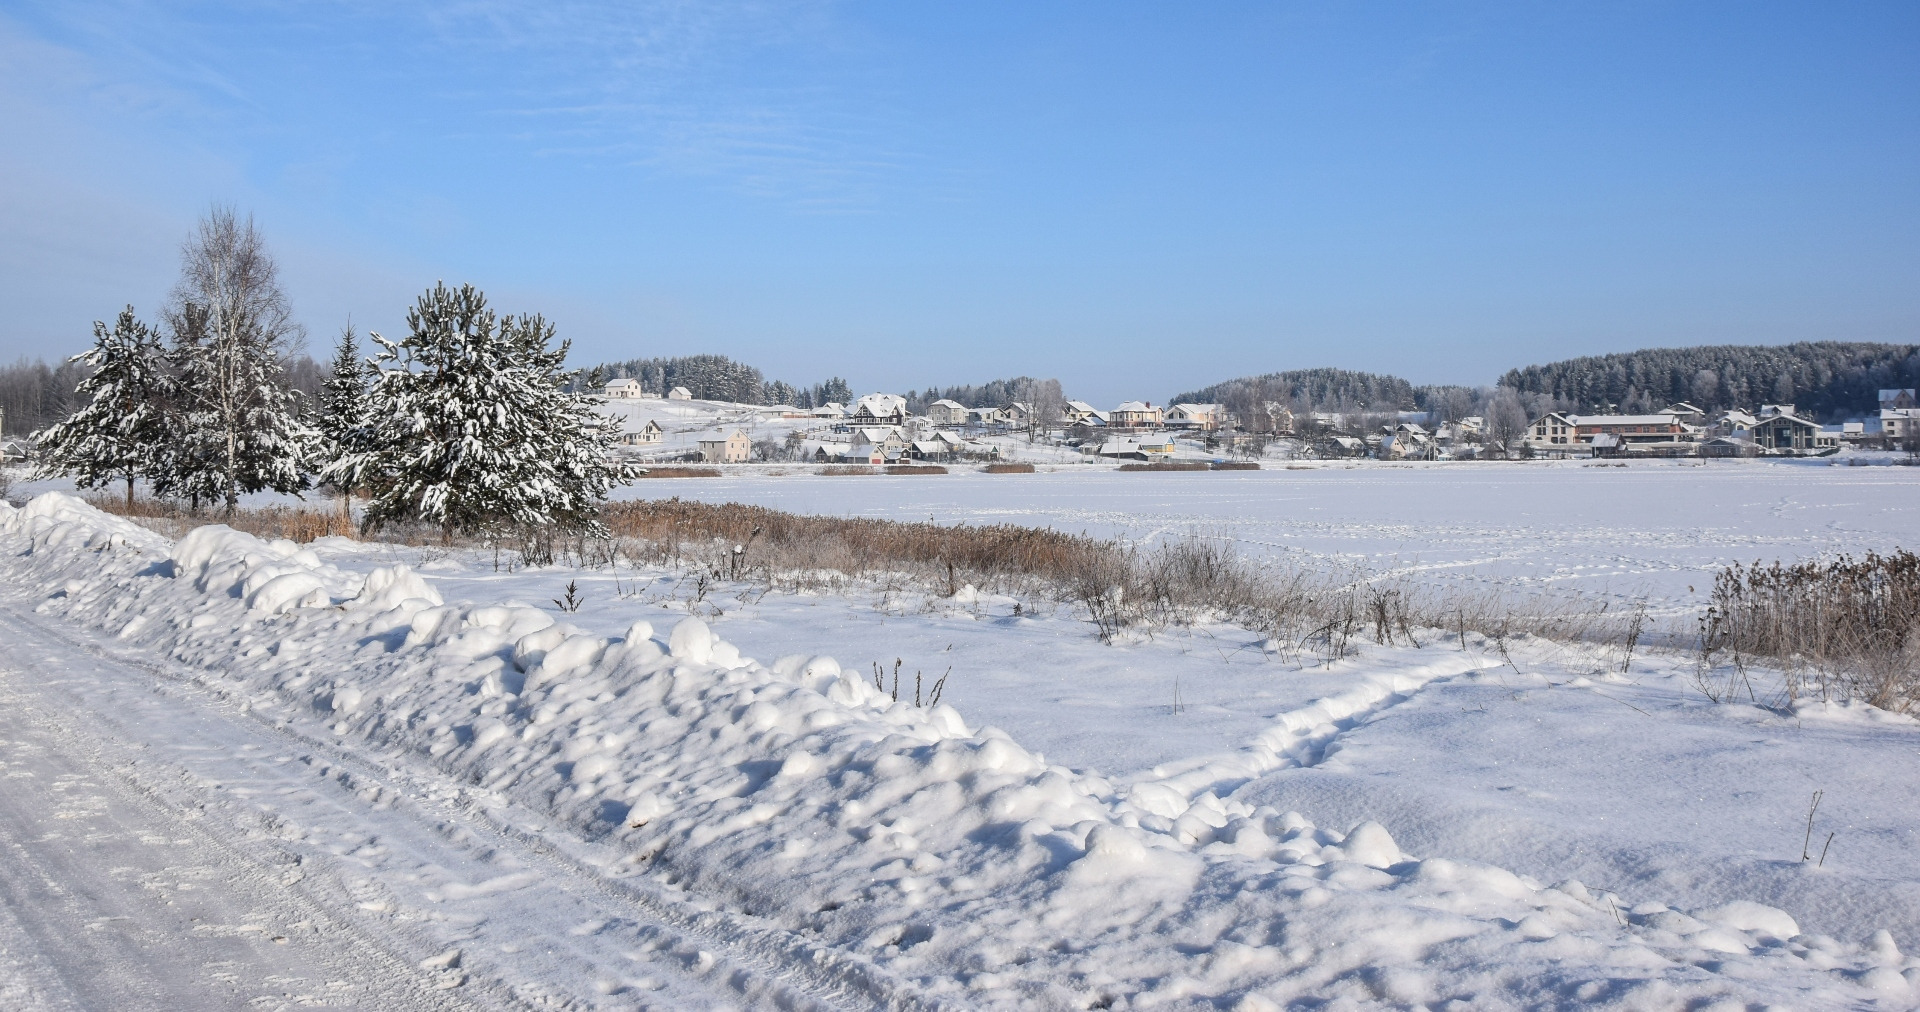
left=0, top=605, right=853, bottom=1011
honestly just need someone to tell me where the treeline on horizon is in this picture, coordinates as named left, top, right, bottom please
left=2, top=351, right=324, bottom=437
left=9, top=337, right=1915, bottom=437
left=591, top=354, right=854, bottom=410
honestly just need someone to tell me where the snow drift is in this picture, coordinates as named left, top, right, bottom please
left=3, top=492, right=1915, bottom=1008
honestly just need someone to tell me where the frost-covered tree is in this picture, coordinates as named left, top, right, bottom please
left=811, top=376, right=853, bottom=407
left=1484, top=389, right=1531, bottom=459
left=156, top=207, right=313, bottom=511
left=34, top=306, right=169, bottom=510
left=314, top=324, right=373, bottom=523
left=329, top=282, right=637, bottom=541
left=1015, top=377, right=1065, bottom=439
left=763, top=380, right=802, bottom=408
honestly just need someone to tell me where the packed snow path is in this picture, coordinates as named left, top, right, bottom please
left=0, top=608, right=859, bottom=1011
left=3, top=492, right=1917, bottom=1009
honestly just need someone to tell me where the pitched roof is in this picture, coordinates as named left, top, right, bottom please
left=853, top=393, right=908, bottom=416
left=1569, top=414, right=1681, bottom=426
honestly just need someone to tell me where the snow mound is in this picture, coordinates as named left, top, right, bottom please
left=0, top=490, right=167, bottom=554
left=4, top=491, right=1914, bottom=1008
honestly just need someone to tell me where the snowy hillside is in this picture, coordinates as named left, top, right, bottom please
left=596, top=396, right=814, bottom=458
left=2, top=490, right=1917, bottom=1007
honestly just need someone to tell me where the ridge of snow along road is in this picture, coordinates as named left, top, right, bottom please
left=3, top=491, right=1915, bottom=1008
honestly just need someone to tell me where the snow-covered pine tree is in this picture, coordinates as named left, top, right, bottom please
left=500, top=311, right=638, bottom=533
left=763, top=380, right=802, bottom=407
left=156, top=208, right=314, bottom=511
left=34, top=306, right=169, bottom=510
left=314, top=324, right=373, bottom=525
left=812, top=377, right=853, bottom=407
left=331, top=282, right=636, bottom=541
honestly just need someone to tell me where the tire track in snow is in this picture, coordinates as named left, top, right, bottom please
left=0, top=623, right=463, bottom=1010
left=1, top=604, right=915, bottom=1012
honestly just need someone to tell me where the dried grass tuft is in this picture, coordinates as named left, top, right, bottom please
left=1699, top=551, right=1920, bottom=713
left=81, top=494, right=355, bottom=543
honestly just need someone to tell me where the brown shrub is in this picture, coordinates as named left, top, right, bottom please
left=1117, top=462, right=1208, bottom=472
left=885, top=465, right=947, bottom=475
left=603, top=499, right=1113, bottom=587
left=819, top=465, right=875, bottom=476
left=1210, top=461, right=1260, bottom=471
left=981, top=463, right=1036, bottom=474
left=81, top=494, right=355, bottom=543
left=639, top=466, right=721, bottom=478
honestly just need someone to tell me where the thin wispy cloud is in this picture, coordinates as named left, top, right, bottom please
left=12, top=0, right=917, bottom=210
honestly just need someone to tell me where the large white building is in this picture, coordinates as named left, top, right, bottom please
left=851, top=393, right=909, bottom=426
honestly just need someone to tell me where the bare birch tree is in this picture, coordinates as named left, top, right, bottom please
left=156, top=207, right=313, bottom=510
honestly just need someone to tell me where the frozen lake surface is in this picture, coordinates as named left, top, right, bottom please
left=613, top=458, right=1920, bottom=613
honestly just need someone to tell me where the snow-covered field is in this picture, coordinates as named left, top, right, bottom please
left=2, top=462, right=1918, bottom=1008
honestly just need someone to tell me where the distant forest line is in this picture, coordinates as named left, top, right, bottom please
left=5, top=340, right=1916, bottom=435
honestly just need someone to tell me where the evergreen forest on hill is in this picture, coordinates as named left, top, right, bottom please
left=1497, top=342, right=1919, bottom=420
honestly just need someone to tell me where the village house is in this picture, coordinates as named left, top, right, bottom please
left=1165, top=403, right=1224, bottom=430
left=1659, top=402, right=1707, bottom=426
left=924, top=399, right=969, bottom=426
left=850, top=393, right=909, bottom=426
left=808, top=441, right=852, bottom=463
left=1063, top=400, right=1107, bottom=425
left=1319, top=435, right=1366, bottom=457
left=809, top=401, right=847, bottom=419
left=1065, top=415, right=1108, bottom=443
left=907, top=439, right=952, bottom=462
left=998, top=402, right=1033, bottom=428
left=1111, top=401, right=1164, bottom=428
left=1698, top=434, right=1760, bottom=458
left=1572, top=413, right=1695, bottom=444
left=603, top=377, right=655, bottom=399
left=1881, top=389, right=1917, bottom=410
left=696, top=429, right=752, bottom=463
left=1709, top=409, right=1760, bottom=437
left=1750, top=412, right=1835, bottom=452
left=1873, top=408, right=1919, bottom=441
left=620, top=419, right=664, bottom=445
left=1095, top=432, right=1176, bottom=461
left=1378, top=432, right=1430, bottom=460
left=667, top=386, right=694, bottom=401
left=1524, top=411, right=1578, bottom=448
left=850, top=426, right=907, bottom=458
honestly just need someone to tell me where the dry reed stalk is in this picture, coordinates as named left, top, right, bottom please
left=1700, top=551, right=1920, bottom=713
left=638, top=467, right=721, bottom=478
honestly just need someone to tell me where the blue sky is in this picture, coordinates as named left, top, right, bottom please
left=2, top=1, right=1915, bottom=403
